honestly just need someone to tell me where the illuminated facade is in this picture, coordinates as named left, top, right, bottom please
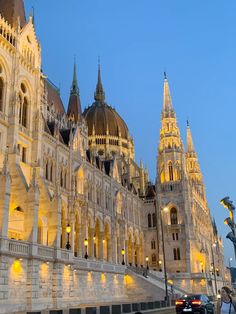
left=0, top=1, right=228, bottom=313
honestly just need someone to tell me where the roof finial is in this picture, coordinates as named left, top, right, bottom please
left=94, top=57, right=105, bottom=103
left=164, top=71, right=167, bottom=80
left=71, top=57, right=79, bottom=95
left=187, top=119, right=189, bottom=127
left=163, top=72, right=173, bottom=112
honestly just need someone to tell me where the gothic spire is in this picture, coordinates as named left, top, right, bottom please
left=163, top=72, right=174, bottom=113
left=71, top=60, right=79, bottom=95
left=186, top=121, right=195, bottom=153
left=67, top=61, right=82, bottom=123
left=94, top=60, right=105, bottom=103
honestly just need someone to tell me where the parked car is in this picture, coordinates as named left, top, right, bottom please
left=175, top=294, right=215, bottom=313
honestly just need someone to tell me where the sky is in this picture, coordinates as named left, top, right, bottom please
left=24, top=0, right=236, bottom=266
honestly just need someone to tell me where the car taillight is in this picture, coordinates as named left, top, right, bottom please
left=175, top=301, right=184, bottom=305
left=191, top=300, right=201, bottom=305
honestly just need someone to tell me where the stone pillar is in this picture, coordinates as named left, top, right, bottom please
left=24, top=183, right=39, bottom=244
left=125, top=239, right=128, bottom=266
left=132, top=242, right=135, bottom=266
left=117, top=236, right=120, bottom=264
left=89, top=227, right=95, bottom=259
left=71, top=221, right=75, bottom=253
left=78, top=223, right=83, bottom=257
left=99, top=231, right=104, bottom=260
left=136, top=244, right=140, bottom=266
left=0, top=172, right=11, bottom=237
left=108, top=237, right=112, bottom=262
left=48, top=195, right=62, bottom=248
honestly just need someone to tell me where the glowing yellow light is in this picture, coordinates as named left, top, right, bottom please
left=146, top=256, right=149, bottom=262
left=66, top=224, right=71, bottom=234
left=121, top=249, right=125, bottom=256
left=159, top=260, right=162, bottom=265
left=163, top=207, right=168, bottom=212
left=168, top=279, right=173, bottom=285
left=84, top=238, right=88, bottom=246
left=12, top=260, right=22, bottom=273
left=103, top=239, right=105, bottom=244
left=93, top=235, right=96, bottom=241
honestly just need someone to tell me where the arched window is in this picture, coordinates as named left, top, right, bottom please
left=177, top=248, right=181, bottom=260
left=176, top=162, right=181, bottom=180
left=0, top=77, right=4, bottom=112
left=60, top=171, right=63, bottom=187
left=50, top=163, right=53, bottom=182
left=148, top=214, right=152, bottom=228
left=19, top=83, right=29, bottom=128
left=45, top=160, right=49, bottom=180
left=173, top=248, right=177, bottom=260
left=170, top=208, right=178, bottom=225
left=151, top=239, right=156, bottom=250
left=152, top=213, right=156, bottom=227
left=168, top=162, right=173, bottom=181
left=152, top=253, right=157, bottom=263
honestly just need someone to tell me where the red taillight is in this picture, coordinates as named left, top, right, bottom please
left=175, top=301, right=184, bottom=305
left=191, top=300, right=201, bottom=305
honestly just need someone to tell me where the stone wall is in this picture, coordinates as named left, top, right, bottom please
left=0, top=254, right=166, bottom=314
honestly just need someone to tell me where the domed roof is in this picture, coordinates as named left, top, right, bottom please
left=83, top=102, right=129, bottom=139
left=83, top=64, right=130, bottom=140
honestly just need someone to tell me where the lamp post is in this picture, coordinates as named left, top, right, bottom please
left=84, top=238, right=88, bottom=259
left=210, top=243, right=218, bottom=296
left=146, top=256, right=149, bottom=270
left=65, top=223, right=71, bottom=250
left=200, top=261, right=204, bottom=273
left=160, top=206, right=169, bottom=305
left=159, top=260, right=162, bottom=272
left=229, top=257, right=233, bottom=268
left=220, top=196, right=236, bottom=260
left=122, top=249, right=125, bottom=265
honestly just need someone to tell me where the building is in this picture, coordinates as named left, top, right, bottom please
left=0, top=1, right=228, bottom=313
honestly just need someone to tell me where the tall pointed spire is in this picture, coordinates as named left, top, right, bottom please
left=186, top=121, right=195, bottom=153
left=94, top=59, right=105, bottom=103
left=71, top=60, right=80, bottom=95
left=163, top=72, right=174, bottom=113
left=67, top=61, right=82, bottom=123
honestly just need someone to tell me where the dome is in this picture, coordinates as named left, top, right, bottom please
left=83, top=101, right=129, bottom=139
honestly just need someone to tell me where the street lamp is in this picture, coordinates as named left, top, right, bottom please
left=84, top=238, right=88, bottom=259
left=146, top=256, right=149, bottom=270
left=122, top=249, right=125, bottom=265
left=220, top=196, right=236, bottom=259
left=229, top=257, right=233, bottom=268
left=65, top=223, right=71, bottom=250
left=200, top=261, right=204, bottom=273
left=160, top=206, right=169, bottom=305
left=210, top=242, right=218, bottom=296
left=159, top=260, right=162, bottom=272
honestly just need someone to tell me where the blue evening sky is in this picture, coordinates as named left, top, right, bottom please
left=24, top=0, right=236, bottom=265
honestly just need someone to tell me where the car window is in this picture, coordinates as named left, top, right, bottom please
left=180, top=295, right=201, bottom=301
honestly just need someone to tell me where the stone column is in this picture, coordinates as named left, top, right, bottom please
left=78, top=223, right=83, bottom=257
left=89, top=227, right=95, bottom=259
left=125, top=239, right=128, bottom=266
left=99, top=231, right=104, bottom=260
left=0, top=172, right=11, bottom=237
left=136, top=244, right=140, bottom=266
left=48, top=195, right=62, bottom=248
left=131, top=242, right=135, bottom=266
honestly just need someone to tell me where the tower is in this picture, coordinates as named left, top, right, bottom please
left=67, top=62, right=82, bottom=123
left=156, top=73, right=191, bottom=275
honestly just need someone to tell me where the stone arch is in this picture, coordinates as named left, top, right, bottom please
left=170, top=207, right=178, bottom=225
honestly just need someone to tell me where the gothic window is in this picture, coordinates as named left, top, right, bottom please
left=170, top=208, right=178, bottom=225
left=148, top=213, right=152, bottom=228
left=177, top=248, right=181, bottom=260
left=45, top=160, right=49, bottom=180
left=172, top=233, right=175, bottom=240
left=152, top=254, right=157, bottom=263
left=0, top=77, right=4, bottom=112
left=176, top=233, right=179, bottom=240
left=60, top=170, right=63, bottom=187
left=19, top=83, right=29, bottom=128
left=152, top=213, right=157, bottom=227
left=176, top=162, right=181, bottom=180
left=173, top=248, right=177, bottom=260
left=168, top=162, right=173, bottom=181
left=151, top=239, right=156, bottom=250
left=50, top=163, right=53, bottom=182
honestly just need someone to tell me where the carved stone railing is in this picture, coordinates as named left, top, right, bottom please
left=8, top=239, right=29, bottom=255
left=37, top=245, right=54, bottom=258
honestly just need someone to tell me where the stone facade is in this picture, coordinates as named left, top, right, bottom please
left=0, top=1, right=230, bottom=313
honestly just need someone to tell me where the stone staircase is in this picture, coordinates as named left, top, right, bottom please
left=127, top=266, right=188, bottom=298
